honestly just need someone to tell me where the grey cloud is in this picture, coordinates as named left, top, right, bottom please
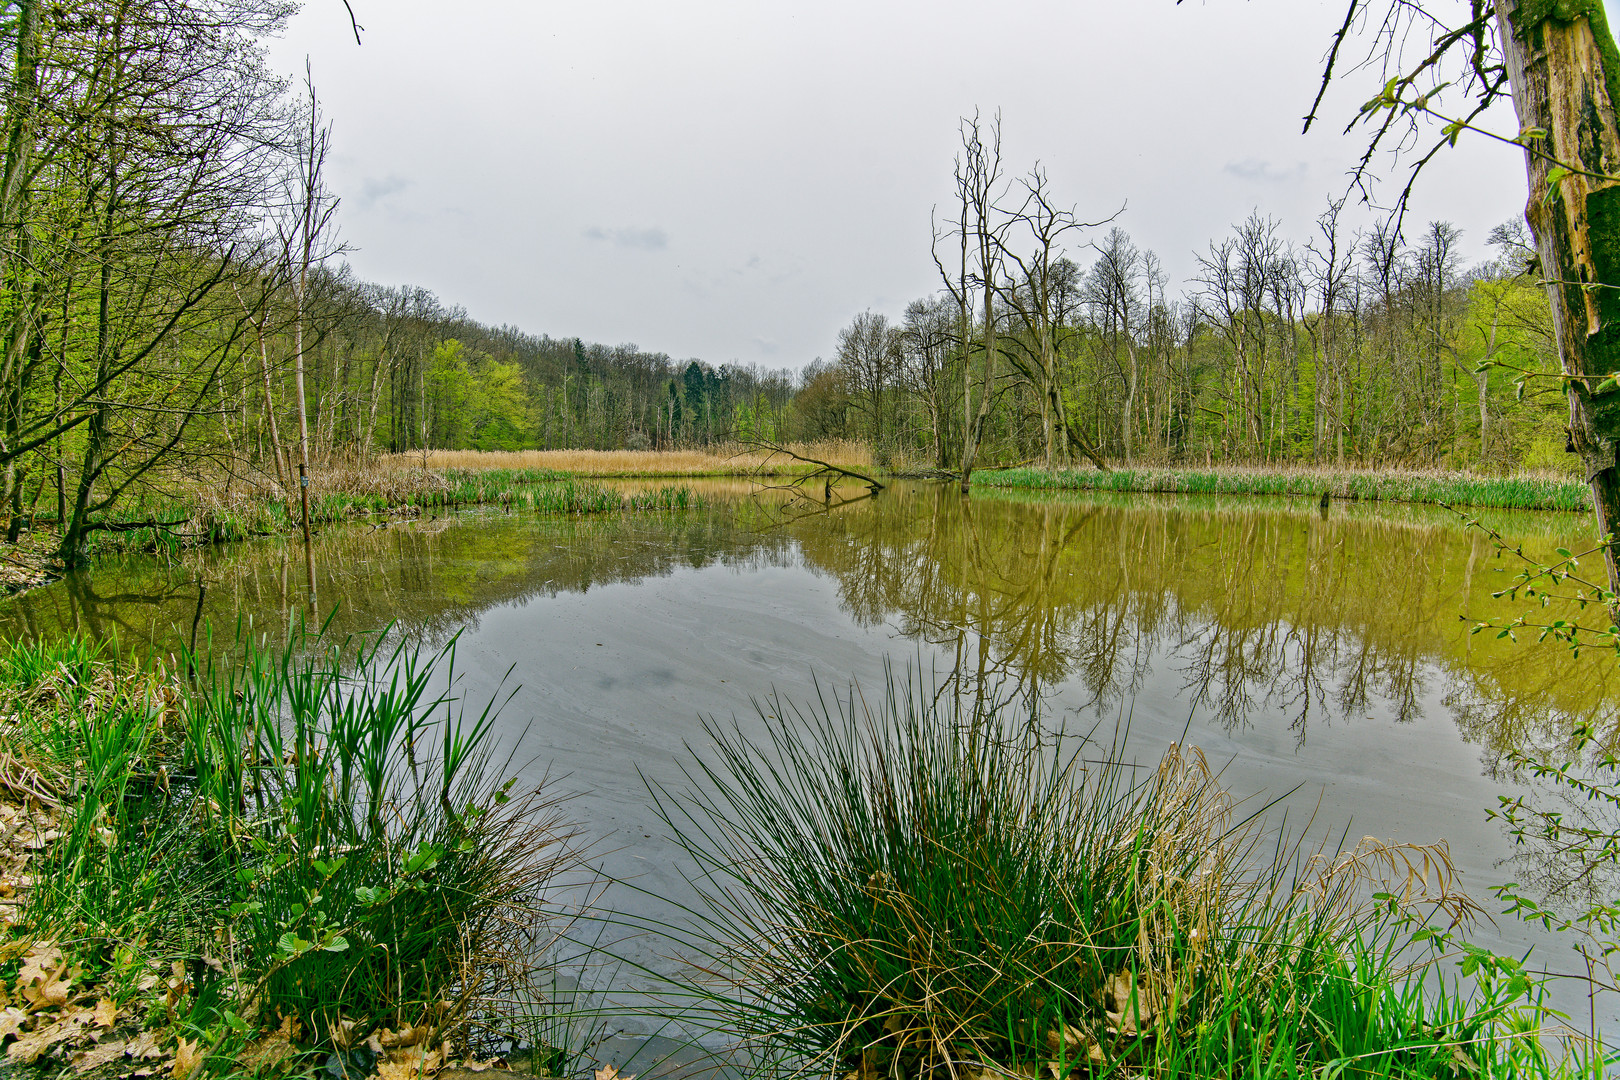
left=584, top=225, right=669, bottom=250
left=359, top=174, right=410, bottom=208
left=733, top=253, right=803, bottom=286
left=1223, top=159, right=1308, bottom=184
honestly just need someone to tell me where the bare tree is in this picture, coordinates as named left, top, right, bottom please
left=1086, top=227, right=1145, bottom=464
left=1304, top=198, right=1355, bottom=464
left=993, top=166, right=1112, bottom=470
left=933, top=113, right=1010, bottom=493
left=835, top=311, right=902, bottom=453
left=900, top=296, right=958, bottom=468
left=275, top=63, right=342, bottom=603
left=1194, top=213, right=1289, bottom=457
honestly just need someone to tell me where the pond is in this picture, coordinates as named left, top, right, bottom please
left=3, top=479, right=1617, bottom=1049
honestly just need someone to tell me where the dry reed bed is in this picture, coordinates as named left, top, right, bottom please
left=388, top=441, right=872, bottom=477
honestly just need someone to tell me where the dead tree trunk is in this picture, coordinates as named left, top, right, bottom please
left=1497, top=0, right=1620, bottom=598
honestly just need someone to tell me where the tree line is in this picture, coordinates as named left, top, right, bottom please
left=808, top=117, right=1567, bottom=481
left=239, top=269, right=799, bottom=461
left=0, top=1, right=799, bottom=565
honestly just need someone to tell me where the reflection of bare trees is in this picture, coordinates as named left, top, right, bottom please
left=788, top=488, right=1619, bottom=751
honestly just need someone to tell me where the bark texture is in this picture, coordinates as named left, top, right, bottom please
left=1497, top=0, right=1620, bottom=596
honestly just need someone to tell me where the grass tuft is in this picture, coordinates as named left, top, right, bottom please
left=648, top=669, right=1574, bottom=1079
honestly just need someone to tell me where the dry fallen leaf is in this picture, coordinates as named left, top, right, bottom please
left=594, top=1066, right=635, bottom=1080
left=20, top=828, right=60, bottom=851
left=377, top=1042, right=445, bottom=1080
left=163, top=961, right=190, bottom=1013
left=127, top=1030, right=164, bottom=1060
left=1102, top=971, right=1157, bottom=1036
left=15, top=941, right=71, bottom=1009
left=171, top=1036, right=202, bottom=1080
left=0, top=1005, right=27, bottom=1041
left=21, top=972, right=72, bottom=1010
left=1045, top=1024, right=1103, bottom=1067
left=378, top=1025, right=427, bottom=1048
left=71, top=1038, right=131, bottom=1074
left=8, top=1015, right=79, bottom=1064
left=92, top=998, right=117, bottom=1030
left=238, top=1021, right=300, bottom=1074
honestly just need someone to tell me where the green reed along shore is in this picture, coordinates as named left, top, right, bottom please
left=84, top=469, right=701, bottom=560
left=974, top=466, right=1593, bottom=512
left=0, top=628, right=584, bottom=1080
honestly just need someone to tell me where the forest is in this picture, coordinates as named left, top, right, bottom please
left=0, top=1, right=1578, bottom=569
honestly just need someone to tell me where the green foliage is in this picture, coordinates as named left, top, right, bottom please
left=423, top=340, right=537, bottom=451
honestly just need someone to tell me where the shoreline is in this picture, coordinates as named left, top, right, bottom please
left=0, top=459, right=1597, bottom=602
left=971, top=464, right=1593, bottom=513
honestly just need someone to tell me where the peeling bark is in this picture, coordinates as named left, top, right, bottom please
left=1497, top=0, right=1620, bottom=598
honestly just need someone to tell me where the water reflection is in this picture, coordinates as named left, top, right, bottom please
left=788, top=484, right=1616, bottom=753
left=2, top=506, right=796, bottom=649
left=1, top=483, right=1612, bottom=758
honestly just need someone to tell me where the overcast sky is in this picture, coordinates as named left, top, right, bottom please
left=265, top=1, right=1600, bottom=372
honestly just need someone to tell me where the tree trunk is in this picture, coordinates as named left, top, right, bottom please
left=293, top=270, right=316, bottom=605
left=960, top=282, right=998, bottom=493
left=363, top=350, right=386, bottom=461
left=1496, top=0, right=1620, bottom=598
left=0, top=0, right=40, bottom=292
left=254, top=311, right=289, bottom=491
left=1123, top=339, right=1139, bottom=466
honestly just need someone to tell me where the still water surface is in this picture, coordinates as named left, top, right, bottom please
left=3, top=480, right=1617, bottom=1036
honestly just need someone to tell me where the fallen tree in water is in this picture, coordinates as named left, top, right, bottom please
left=736, top=437, right=886, bottom=499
